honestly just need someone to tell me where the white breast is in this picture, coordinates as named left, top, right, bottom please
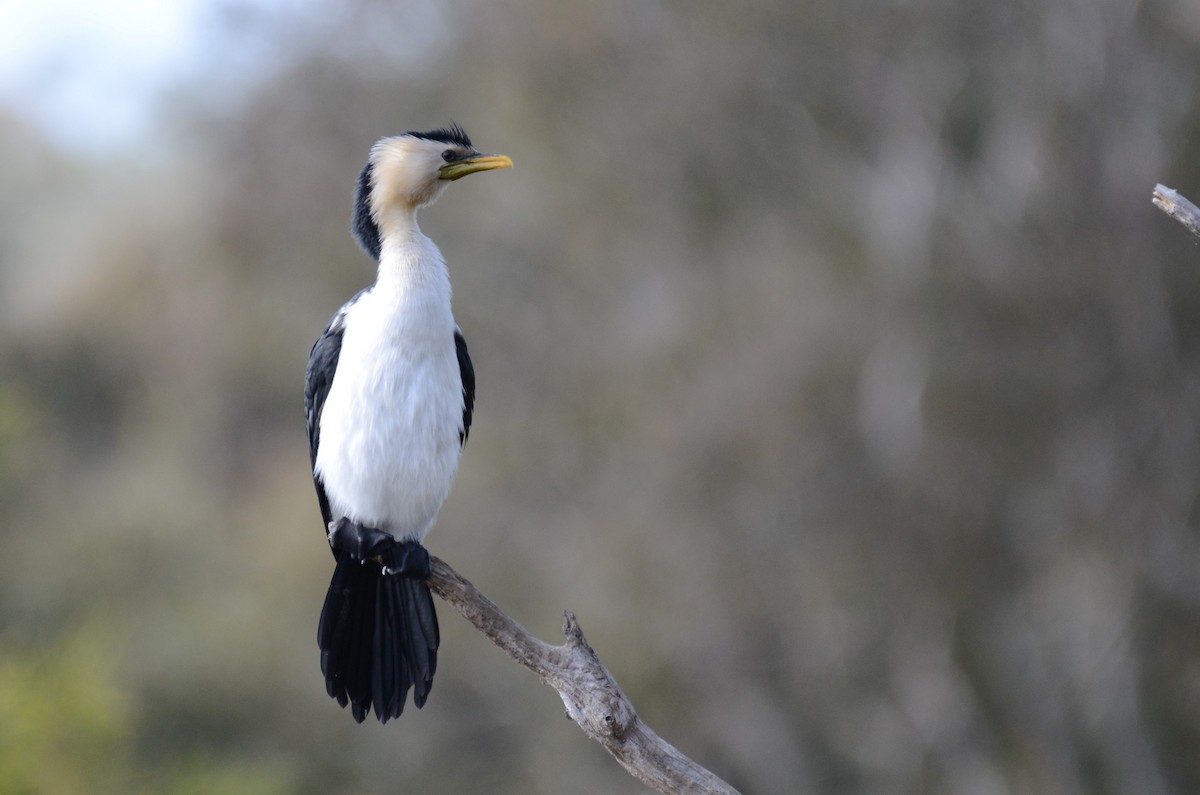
left=314, top=239, right=464, bottom=541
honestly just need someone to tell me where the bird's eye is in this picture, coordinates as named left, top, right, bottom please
left=441, top=150, right=455, bottom=162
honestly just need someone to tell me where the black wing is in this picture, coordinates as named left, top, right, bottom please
left=305, top=293, right=363, bottom=530
left=454, top=328, right=475, bottom=445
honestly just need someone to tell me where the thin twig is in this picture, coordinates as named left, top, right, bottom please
left=427, top=557, right=742, bottom=795
left=1152, top=184, right=1200, bottom=242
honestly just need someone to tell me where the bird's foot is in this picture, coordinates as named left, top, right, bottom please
left=328, top=518, right=396, bottom=562
left=378, top=541, right=432, bottom=579
left=326, top=519, right=431, bottom=579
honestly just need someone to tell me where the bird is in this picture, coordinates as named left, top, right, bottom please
left=304, top=125, right=512, bottom=723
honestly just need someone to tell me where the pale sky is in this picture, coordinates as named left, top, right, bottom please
left=0, top=0, right=290, bottom=151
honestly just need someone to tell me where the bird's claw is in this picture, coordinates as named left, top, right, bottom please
left=379, top=541, right=432, bottom=579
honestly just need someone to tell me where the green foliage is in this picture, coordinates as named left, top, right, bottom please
left=0, top=623, right=128, bottom=794
left=0, top=623, right=292, bottom=795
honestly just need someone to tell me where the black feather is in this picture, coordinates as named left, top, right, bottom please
left=350, top=161, right=382, bottom=261
left=304, top=293, right=366, bottom=533
left=455, top=329, right=475, bottom=445
left=318, top=544, right=440, bottom=723
left=372, top=579, right=396, bottom=722
left=317, top=555, right=380, bottom=723
left=407, top=123, right=473, bottom=149
left=403, top=577, right=434, bottom=708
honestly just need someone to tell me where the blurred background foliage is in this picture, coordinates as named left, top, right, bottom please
left=2, top=0, right=1200, bottom=792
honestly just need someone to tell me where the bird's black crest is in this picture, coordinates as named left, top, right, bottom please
left=406, top=123, right=473, bottom=149
left=351, top=161, right=382, bottom=261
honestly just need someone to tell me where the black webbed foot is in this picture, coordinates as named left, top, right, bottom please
left=378, top=541, right=432, bottom=579
left=328, top=518, right=396, bottom=562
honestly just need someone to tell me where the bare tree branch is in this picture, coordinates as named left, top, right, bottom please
left=1152, top=184, right=1200, bottom=242
left=427, top=557, right=742, bottom=795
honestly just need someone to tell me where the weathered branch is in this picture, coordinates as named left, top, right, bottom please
left=427, top=557, right=741, bottom=795
left=1152, top=184, right=1200, bottom=242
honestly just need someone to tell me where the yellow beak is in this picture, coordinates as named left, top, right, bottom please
left=439, top=153, right=514, bottom=181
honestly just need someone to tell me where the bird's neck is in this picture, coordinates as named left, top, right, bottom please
left=376, top=204, right=422, bottom=246
left=373, top=209, right=450, bottom=299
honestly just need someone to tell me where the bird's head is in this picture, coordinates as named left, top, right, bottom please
left=352, top=125, right=512, bottom=259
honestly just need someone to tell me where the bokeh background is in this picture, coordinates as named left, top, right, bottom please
left=3, top=0, right=1200, bottom=792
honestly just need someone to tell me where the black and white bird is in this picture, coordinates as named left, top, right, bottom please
left=304, top=126, right=511, bottom=723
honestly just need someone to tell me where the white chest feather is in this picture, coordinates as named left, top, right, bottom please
left=315, top=240, right=463, bottom=541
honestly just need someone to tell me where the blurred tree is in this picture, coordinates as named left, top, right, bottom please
left=2, top=0, right=1200, bottom=792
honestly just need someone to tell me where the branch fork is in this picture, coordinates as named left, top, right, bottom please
left=426, top=557, right=741, bottom=795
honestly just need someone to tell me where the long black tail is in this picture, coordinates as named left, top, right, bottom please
left=317, top=550, right=439, bottom=723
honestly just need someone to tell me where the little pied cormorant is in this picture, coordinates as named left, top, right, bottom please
left=304, top=126, right=512, bottom=723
